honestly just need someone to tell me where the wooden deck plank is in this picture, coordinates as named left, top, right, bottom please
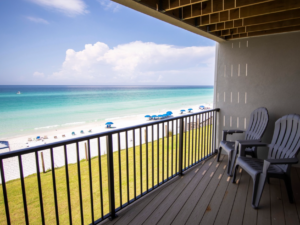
left=200, top=164, right=232, bottom=224
left=227, top=170, right=251, bottom=225
left=280, top=179, right=299, bottom=224
left=129, top=156, right=217, bottom=225
left=292, top=168, right=300, bottom=223
left=105, top=176, right=179, bottom=225
left=256, top=182, right=271, bottom=225
left=213, top=167, right=243, bottom=225
left=183, top=159, right=228, bottom=225
left=99, top=157, right=300, bottom=225
left=270, top=181, right=285, bottom=225
left=143, top=155, right=219, bottom=225
left=242, top=178, right=258, bottom=225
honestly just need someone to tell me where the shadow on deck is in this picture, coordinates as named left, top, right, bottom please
left=100, top=155, right=300, bottom=225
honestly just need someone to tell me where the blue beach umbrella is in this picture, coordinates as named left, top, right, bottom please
left=158, top=115, right=163, bottom=119
left=145, top=115, right=152, bottom=120
left=188, top=108, right=193, bottom=112
left=163, top=114, right=167, bottom=118
left=152, top=115, right=157, bottom=120
left=199, top=105, right=205, bottom=110
left=167, top=111, right=173, bottom=115
left=106, top=122, right=113, bottom=128
left=180, top=109, right=185, bottom=114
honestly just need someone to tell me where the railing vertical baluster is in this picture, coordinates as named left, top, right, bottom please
left=210, top=112, right=213, bottom=155
left=178, top=118, right=184, bottom=176
left=63, top=145, right=73, bottom=225
left=184, top=117, right=187, bottom=169
left=106, top=134, right=117, bottom=219
left=49, top=148, right=59, bottom=225
left=206, top=113, right=209, bottom=157
left=98, top=138, right=104, bottom=218
left=167, top=121, right=169, bottom=179
left=202, top=114, right=205, bottom=159
left=117, top=134, right=122, bottom=208
left=35, top=151, right=45, bottom=225
left=0, top=159, right=10, bottom=225
left=162, top=123, right=164, bottom=181
left=194, top=115, right=197, bottom=162
left=176, top=119, right=178, bottom=174
left=195, top=115, right=199, bottom=163
left=157, top=124, right=159, bottom=185
left=146, top=126, right=149, bottom=191
left=171, top=120, right=174, bottom=177
left=76, top=142, right=84, bottom=225
left=133, top=129, right=137, bottom=199
left=198, top=115, right=201, bottom=162
left=139, top=128, right=142, bottom=195
left=151, top=125, right=154, bottom=188
left=191, top=116, right=194, bottom=165
left=18, top=155, right=29, bottom=225
left=125, top=131, right=129, bottom=203
left=214, top=111, right=217, bottom=154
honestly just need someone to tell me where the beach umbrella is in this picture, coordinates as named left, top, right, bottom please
left=163, top=114, right=167, bottom=117
left=167, top=111, right=173, bottom=114
left=188, top=108, right=193, bottom=112
left=152, top=115, right=157, bottom=120
left=145, top=115, right=151, bottom=118
left=180, top=109, right=185, bottom=114
left=158, top=115, right=163, bottom=119
left=199, top=105, right=205, bottom=110
left=145, top=115, right=152, bottom=120
left=106, top=122, right=113, bottom=128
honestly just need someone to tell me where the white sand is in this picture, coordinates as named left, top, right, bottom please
left=0, top=103, right=213, bottom=183
left=5, top=103, right=213, bottom=151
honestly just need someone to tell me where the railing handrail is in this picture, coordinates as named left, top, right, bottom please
left=0, top=108, right=220, bottom=160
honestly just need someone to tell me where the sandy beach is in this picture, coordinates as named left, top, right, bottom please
left=0, top=103, right=213, bottom=183
left=4, top=103, right=213, bottom=152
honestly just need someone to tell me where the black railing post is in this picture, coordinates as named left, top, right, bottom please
left=178, top=118, right=184, bottom=176
left=106, top=134, right=117, bottom=220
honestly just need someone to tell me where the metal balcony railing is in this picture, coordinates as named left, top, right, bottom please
left=0, top=108, right=219, bottom=225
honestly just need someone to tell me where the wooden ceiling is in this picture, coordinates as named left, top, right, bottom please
left=133, top=0, right=300, bottom=40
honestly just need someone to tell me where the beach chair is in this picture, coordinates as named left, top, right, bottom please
left=232, top=114, right=300, bottom=209
left=218, top=107, right=269, bottom=176
left=62, top=134, right=66, bottom=138
left=28, top=138, right=32, bottom=142
left=54, top=136, right=57, bottom=139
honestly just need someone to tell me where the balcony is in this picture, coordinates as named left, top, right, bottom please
left=100, top=155, right=300, bottom=225
left=0, top=109, right=219, bottom=224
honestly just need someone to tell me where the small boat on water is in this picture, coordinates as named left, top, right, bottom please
left=17, top=91, right=21, bottom=94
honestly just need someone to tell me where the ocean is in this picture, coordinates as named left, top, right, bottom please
left=0, top=85, right=214, bottom=138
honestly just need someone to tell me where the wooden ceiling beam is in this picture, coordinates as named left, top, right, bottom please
left=198, top=8, right=300, bottom=33
left=246, top=18, right=300, bottom=32
left=182, top=0, right=300, bottom=21
left=217, top=18, right=300, bottom=37
left=164, top=0, right=273, bottom=13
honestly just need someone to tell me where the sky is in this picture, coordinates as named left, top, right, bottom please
left=0, top=0, right=216, bottom=85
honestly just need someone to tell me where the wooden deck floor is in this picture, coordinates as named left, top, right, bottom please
left=100, top=155, right=300, bottom=225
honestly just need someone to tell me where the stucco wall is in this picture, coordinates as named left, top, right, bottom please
left=214, top=31, right=300, bottom=161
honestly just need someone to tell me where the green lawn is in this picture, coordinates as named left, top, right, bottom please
left=0, top=125, right=213, bottom=225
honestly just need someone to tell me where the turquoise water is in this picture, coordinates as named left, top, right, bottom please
left=0, top=85, right=214, bottom=138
